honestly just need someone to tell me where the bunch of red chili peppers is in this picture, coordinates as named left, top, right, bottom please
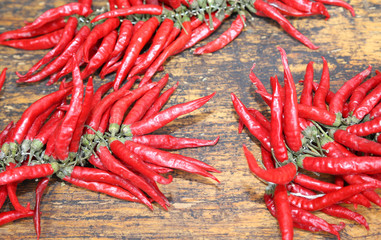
left=0, top=0, right=355, bottom=87
left=0, top=56, right=219, bottom=238
left=234, top=47, right=381, bottom=239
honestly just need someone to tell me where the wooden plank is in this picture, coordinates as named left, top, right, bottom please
left=0, top=0, right=380, bottom=239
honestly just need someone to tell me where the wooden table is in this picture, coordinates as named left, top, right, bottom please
left=0, top=0, right=380, bottom=239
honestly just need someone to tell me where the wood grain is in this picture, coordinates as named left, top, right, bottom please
left=0, top=0, right=380, bottom=239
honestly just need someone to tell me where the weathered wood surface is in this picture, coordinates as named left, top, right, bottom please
left=0, top=0, right=380, bottom=239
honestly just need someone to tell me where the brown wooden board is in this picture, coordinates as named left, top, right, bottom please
left=0, top=0, right=380, bottom=239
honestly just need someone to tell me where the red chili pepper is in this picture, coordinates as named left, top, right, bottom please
left=279, top=47, right=302, bottom=152
left=351, top=81, right=381, bottom=122
left=110, top=138, right=173, bottom=185
left=116, top=0, right=131, bottom=8
left=17, top=26, right=90, bottom=83
left=0, top=186, right=7, bottom=209
left=17, top=17, right=78, bottom=79
left=108, top=82, right=156, bottom=136
left=314, top=0, right=355, bottom=16
left=0, top=68, right=6, bottom=93
left=298, top=103, right=341, bottom=126
left=348, top=72, right=381, bottom=113
left=312, top=57, right=330, bottom=110
left=0, top=28, right=63, bottom=50
left=162, top=22, right=181, bottom=50
left=269, top=76, right=288, bottom=162
left=43, top=119, right=62, bottom=160
left=123, top=140, right=220, bottom=181
left=288, top=183, right=376, bottom=211
left=0, top=209, right=35, bottom=227
left=114, top=17, right=160, bottom=90
left=6, top=182, right=31, bottom=213
left=261, top=146, right=275, bottom=170
left=91, top=5, right=166, bottom=22
left=281, top=0, right=330, bottom=18
left=68, top=166, right=152, bottom=209
left=329, top=65, right=372, bottom=114
left=297, top=155, right=381, bottom=175
left=68, top=77, right=94, bottom=156
left=273, top=185, right=294, bottom=240
left=346, top=116, right=381, bottom=137
left=343, top=174, right=381, bottom=208
left=122, top=92, right=216, bottom=136
left=54, top=56, right=84, bottom=161
left=81, top=30, right=118, bottom=79
left=294, top=173, right=341, bottom=193
left=254, top=0, right=319, bottom=49
left=231, top=93, right=271, bottom=151
left=33, top=177, right=49, bottom=240
left=244, top=145, right=296, bottom=184
left=82, top=18, right=120, bottom=63
left=194, top=14, right=245, bottom=55
left=0, top=163, right=59, bottom=186
left=332, top=129, right=381, bottom=156
left=21, top=3, right=92, bottom=31
left=128, top=19, right=174, bottom=78
left=96, top=144, right=169, bottom=208
left=131, top=134, right=219, bottom=150
left=100, top=20, right=133, bottom=77
left=265, top=0, right=315, bottom=17
left=0, top=17, right=66, bottom=42
left=140, top=19, right=192, bottom=86
left=63, top=176, right=141, bottom=203
left=0, top=122, right=14, bottom=147
left=299, top=61, right=314, bottom=106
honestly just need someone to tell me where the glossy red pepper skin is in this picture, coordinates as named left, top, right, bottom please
left=123, top=92, right=216, bottom=137
left=299, top=61, right=314, bottom=106
left=33, top=177, right=49, bottom=240
left=332, top=129, right=381, bottom=156
left=274, top=185, right=294, bottom=240
left=254, top=0, right=318, bottom=49
left=231, top=93, right=271, bottom=151
left=346, top=116, right=381, bottom=137
left=0, top=209, right=35, bottom=226
left=7, top=182, right=31, bottom=213
left=21, top=3, right=92, bottom=31
left=265, top=0, right=315, bottom=17
left=313, top=57, right=330, bottom=110
left=314, top=0, right=355, bottom=16
left=298, top=103, right=341, bottom=126
left=352, top=81, right=381, bottom=122
left=194, top=14, right=246, bottom=55
left=282, top=0, right=330, bottom=18
left=114, top=17, right=160, bottom=90
left=91, top=5, right=164, bottom=23
left=244, top=145, right=296, bottom=184
left=0, top=186, right=7, bottom=209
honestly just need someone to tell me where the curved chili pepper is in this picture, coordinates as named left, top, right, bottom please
left=269, top=76, right=288, bottom=162
left=294, top=173, right=341, bottom=193
left=261, top=146, right=275, bottom=170
left=0, top=122, right=13, bottom=147
left=297, top=103, right=341, bottom=126
left=265, top=0, right=315, bottom=17
left=128, top=18, right=174, bottom=78
left=81, top=30, right=118, bottom=79
left=0, top=209, right=35, bottom=227
left=21, top=3, right=92, bottom=31
left=281, top=0, right=330, bottom=18
left=7, top=182, right=31, bottom=213
left=142, top=81, right=178, bottom=120
left=100, top=20, right=133, bottom=77
left=346, top=116, right=381, bottom=137
left=322, top=204, right=369, bottom=229
left=0, top=163, right=59, bottom=186
left=348, top=72, right=381, bottom=113
left=272, top=185, right=294, bottom=240
left=92, top=5, right=167, bottom=22
left=231, top=93, right=271, bottom=151
left=131, top=134, right=219, bottom=150
left=54, top=56, right=84, bottom=161
left=313, top=56, right=330, bottom=110
left=299, top=61, right=314, bottom=106
left=343, top=174, right=381, bottom=208
left=314, top=0, right=355, bottom=16
left=140, top=19, right=192, bottom=86
left=110, top=138, right=173, bottom=185
left=244, top=145, right=296, bottom=184
left=63, top=176, right=140, bottom=203
left=82, top=18, right=120, bottom=63
left=162, top=22, right=181, bottom=50
left=329, top=65, right=372, bottom=114
left=96, top=144, right=169, bottom=209
left=108, top=82, right=156, bottom=136
left=0, top=28, right=63, bottom=50
left=71, top=166, right=153, bottom=209
left=297, top=155, right=381, bottom=175
left=254, top=0, right=319, bottom=49
left=351, top=81, right=381, bottom=122
left=369, top=101, right=381, bottom=119
left=288, top=183, right=376, bottom=211
left=0, top=17, right=66, bottom=42
left=17, top=17, right=78, bottom=79
left=122, top=92, right=215, bottom=136
left=33, top=177, right=49, bottom=240
left=114, top=17, right=160, bottom=90
left=194, top=14, right=245, bottom=55
left=17, top=26, right=90, bottom=83
left=279, top=47, right=302, bottom=152
left=332, top=129, right=381, bottom=156
left=123, top=140, right=220, bottom=181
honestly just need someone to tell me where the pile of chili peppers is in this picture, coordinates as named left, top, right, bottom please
left=0, top=0, right=355, bottom=87
left=0, top=56, right=220, bottom=238
left=233, top=47, right=381, bottom=239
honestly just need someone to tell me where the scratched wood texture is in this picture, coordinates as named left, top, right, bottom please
left=0, top=0, right=380, bottom=239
